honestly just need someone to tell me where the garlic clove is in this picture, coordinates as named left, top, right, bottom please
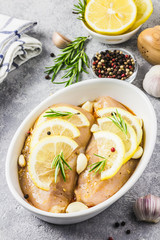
left=132, top=146, right=143, bottom=159
left=143, top=65, right=160, bottom=98
left=76, top=153, right=88, bottom=174
left=136, top=117, right=143, bottom=128
left=82, top=101, right=93, bottom=113
left=66, top=202, right=88, bottom=213
left=18, top=154, right=26, bottom=168
left=90, top=124, right=100, bottom=133
left=134, top=194, right=160, bottom=223
left=52, top=32, right=71, bottom=49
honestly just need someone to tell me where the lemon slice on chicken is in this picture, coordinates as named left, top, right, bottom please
left=28, top=136, right=78, bottom=190
left=36, top=106, right=90, bottom=127
left=85, top=0, right=137, bottom=35
left=97, top=107, right=142, bottom=145
left=97, top=118, right=137, bottom=163
left=94, top=131, right=125, bottom=180
left=31, top=119, right=80, bottom=148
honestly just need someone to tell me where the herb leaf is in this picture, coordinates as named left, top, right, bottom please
left=73, top=0, right=87, bottom=21
left=45, top=36, right=89, bottom=87
left=88, top=154, right=107, bottom=174
left=108, top=109, right=128, bottom=136
left=43, top=109, right=79, bottom=119
left=51, top=151, right=72, bottom=183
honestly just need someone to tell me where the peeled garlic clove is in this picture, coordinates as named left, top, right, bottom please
left=82, top=101, right=93, bottom=113
left=52, top=32, right=71, bottom=49
left=132, top=146, right=143, bottom=159
left=76, top=153, right=88, bottom=174
left=90, top=124, right=100, bottom=133
left=134, top=194, right=160, bottom=223
left=66, top=202, right=88, bottom=213
left=136, top=117, right=143, bottom=128
left=143, top=65, right=160, bottom=98
left=18, top=154, right=26, bottom=168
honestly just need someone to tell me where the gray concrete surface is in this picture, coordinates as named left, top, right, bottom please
left=0, top=0, right=160, bottom=239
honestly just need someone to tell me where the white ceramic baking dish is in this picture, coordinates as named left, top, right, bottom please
left=6, top=79, right=157, bottom=224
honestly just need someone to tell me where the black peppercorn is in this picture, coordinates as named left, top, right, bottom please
left=126, top=230, right=131, bottom=235
left=47, top=131, right=51, bottom=135
left=45, top=74, right=51, bottom=80
left=24, top=194, right=29, bottom=199
left=121, top=221, right=126, bottom=226
left=114, top=222, right=120, bottom=228
left=50, top=53, right=55, bottom=57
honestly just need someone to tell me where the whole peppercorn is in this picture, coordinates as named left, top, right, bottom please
left=114, top=222, right=120, bottom=228
left=126, top=230, right=131, bottom=235
left=24, top=194, right=29, bottom=199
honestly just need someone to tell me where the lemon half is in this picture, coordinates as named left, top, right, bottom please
left=85, top=0, right=137, bottom=35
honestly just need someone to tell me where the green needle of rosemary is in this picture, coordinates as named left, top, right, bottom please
left=45, top=36, right=89, bottom=87
left=51, top=151, right=72, bottom=183
left=43, top=109, right=80, bottom=118
left=108, top=109, right=128, bottom=136
left=88, top=154, right=107, bottom=173
left=73, top=0, right=87, bottom=21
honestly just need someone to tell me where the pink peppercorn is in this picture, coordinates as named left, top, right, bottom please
left=93, top=61, right=96, bottom=65
left=111, top=147, right=116, bottom=152
left=125, top=55, right=129, bottom=58
left=121, top=73, right=125, bottom=77
left=98, top=74, right=102, bottom=78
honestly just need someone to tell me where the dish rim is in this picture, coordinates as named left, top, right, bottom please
left=82, top=21, right=142, bottom=38
left=6, top=78, right=157, bottom=219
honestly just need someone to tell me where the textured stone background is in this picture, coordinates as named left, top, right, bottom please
left=0, top=0, right=160, bottom=239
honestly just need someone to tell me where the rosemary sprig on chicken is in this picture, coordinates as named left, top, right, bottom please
left=108, top=109, right=128, bottom=136
left=43, top=109, right=80, bottom=118
left=51, top=151, right=72, bottom=183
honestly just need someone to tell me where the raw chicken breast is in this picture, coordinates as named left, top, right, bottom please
left=19, top=104, right=94, bottom=213
left=75, top=97, right=138, bottom=207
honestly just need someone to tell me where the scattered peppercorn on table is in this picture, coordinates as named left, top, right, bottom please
left=1, top=0, right=160, bottom=240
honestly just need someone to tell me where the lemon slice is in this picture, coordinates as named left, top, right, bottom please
left=36, top=106, right=90, bottom=127
left=31, top=119, right=80, bottom=148
left=97, top=107, right=142, bottom=145
left=85, top=0, right=137, bottom=35
left=94, top=131, right=125, bottom=180
left=130, top=0, right=153, bottom=31
left=28, top=136, right=78, bottom=190
left=97, top=118, right=137, bottom=163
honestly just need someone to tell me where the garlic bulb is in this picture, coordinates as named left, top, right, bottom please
left=134, top=194, right=160, bottom=223
left=52, top=32, right=71, bottom=49
left=143, top=65, right=160, bottom=98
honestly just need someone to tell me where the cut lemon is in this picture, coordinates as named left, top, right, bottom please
left=94, top=131, right=125, bottom=180
left=97, top=118, right=137, bottom=163
left=130, top=0, right=153, bottom=31
left=28, top=136, right=78, bottom=190
left=36, top=106, right=90, bottom=127
left=31, top=119, right=80, bottom=148
left=97, top=107, right=142, bottom=145
left=85, top=0, right=137, bottom=35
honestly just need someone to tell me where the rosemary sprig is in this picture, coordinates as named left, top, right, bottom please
left=43, top=109, right=80, bottom=118
left=51, top=151, right=72, bottom=183
left=108, top=109, right=128, bottom=136
left=88, top=154, right=107, bottom=173
left=73, top=0, right=87, bottom=21
left=45, top=36, right=89, bottom=87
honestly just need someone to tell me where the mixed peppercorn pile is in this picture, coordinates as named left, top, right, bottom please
left=92, top=49, right=135, bottom=80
